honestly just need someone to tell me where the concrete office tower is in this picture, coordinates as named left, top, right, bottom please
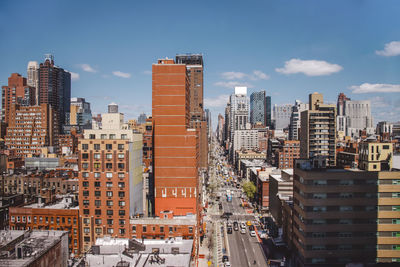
left=217, top=114, right=225, bottom=144
left=176, top=54, right=208, bottom=169
left=137, top=112, right=147, bottom=124
left=27, top=61, right=39, bottom=104
left=229, top=87, right=249, bottom=161
left=27, top=61, right=39, bottom=105
left=300, top=93, right=336, bottom=166
left=273, top=104, right=293, bottom=130
left=1, top=73, right=35, bottom=124
left=266, top=95, right=272, bottom=128
left=5, top=104, right=56, bottom=158
left=289, top=100, right=309, bottom=140
left=336, top=93, right=374, bottom=138
left=224, top=102, right=231, bottom=148
left=39, top=54, right=71, bottom=132
left=108, top=102, right=118, bottom=113
left=79, top=109, right=143, bottom=251
left=250, top=90, right=266, bottom=126
left=152, top=58, right=199, bottom=217
left=70, top=97, right=92, bottom=129
left=233, top=129, right=259, bottom=152
left=376, top=121, right=393, bottom=136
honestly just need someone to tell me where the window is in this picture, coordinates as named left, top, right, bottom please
left=106, top=191, right=113, bottom=197
left=95, top=191, right=101, bottom=197
left=118, top=163, right=125, bottom=169
left=95, top=200, right=101, bottom=206
left=82, top=172, right=89, bottom=178
left=160, top=226, right=164, bottom=233
left=118, top=191, right=125, bottom=197
left=119, top=219, right=125, bottom=225
left=82, top=144, right=88, bottom=150
left=106, top=182, right=113, bottom=188
left=383, top=145, right=390, bottom=150
left=119, top=210, right=125, bottom=216
left=82, top=153, right=89, bottom=159
left=143, top=226, right=147, bottom=232
left=95, top=219, right=102, bottom=225
left=89, top=134, right=95, bottom=139
left=94, top=144, right=100, bottom=150
left=95, top=209, right=101, bottom=215
left=189, top=227, right=193, bottom=233
left=107, top=219, right=113, bottom=225
left=118, top=173, right=125, bottom=178
left=94, top=163, right=100, bottom=169
left=101, top=134, right=107, bottom=139
left=84, top=237, right=90, bottom=242
left=169, top=227, right=173, bottom=233
left=82, top=181, right=89, bottom=187
left=119, top=201, right=125, bottom=206
left=106, top=172, right=113, bottom=178
left=118, top=144, right=124, bottom=150
left=94, top=153, right=100, bottom=159
left=106, top=153, right=112, bottom=159
left=119, top=228, right=125, bottom=235
left=106, top=144, right=112, bottom=150
left=340, top=206, right=353, bottom=211
left=107, top=200, right=113, bottom=206
left=110, top=134, right=116, bottom=139
left=84, top=227, right=90, bottom=233
left=83, top=218, right=90, bottom=224
left=83, top=209, right=89, bottom=215
left=118, top=153, right=125, bottom=159
left=107, top=210, right=113, bottom=216
left=94, top=172, right=101, bottom=178
left=106, top=163, right=112, bottom=169
left=132, top=226, right=136, bottom=233
left=95, top=228, right=102, bottom=234
left=118, top=182, right=125, bottom=188
left=82, top=163, right=88, bottom=169
left=83, top=190, right=89, bottom=196
left=121, top=134, right=127, bottom=140
left=94, top=181, right=101, bottom=187
left=83, top=200, right=89, bottom=206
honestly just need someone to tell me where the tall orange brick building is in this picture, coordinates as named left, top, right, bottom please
left=152, top=58, right=199, bottom=217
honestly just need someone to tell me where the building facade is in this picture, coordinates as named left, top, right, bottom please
left=250, top=90, right=266, bottom=126
left=289, top=100, right=308, bottom=140
left=275, top=140, right=300, bottom=169
left=273, top=104, right=293, bottom=130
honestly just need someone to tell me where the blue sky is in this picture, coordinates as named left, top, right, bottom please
left=1, top=0, right=399, bottom=128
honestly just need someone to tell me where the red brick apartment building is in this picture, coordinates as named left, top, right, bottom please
left=152, top=58, right=199, bottom=217
left=275, top=140, right=300, bottom=169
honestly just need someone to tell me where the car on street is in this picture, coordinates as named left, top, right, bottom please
left=222, top=255, right=229, bottom=262
left=246, top=221, right=252, bottom=226
left=250, top=230, right=256, bottom=237
left=224, top=261, right=231, bottom=267
left=240, top=228, right=246, bottom=234
left=240, top=222, right=246, bottom=229
left=227, top=226, right=232, bottom=234
left=233, top=221, right=239, bottom=231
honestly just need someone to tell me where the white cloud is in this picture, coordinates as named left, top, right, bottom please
left=204, top=94, right=230, bottom=108
left=349, top=83, right=400, bottom=94
left=275, top=58, right=343, bottom=76
left=220, top=70, right=269, bottom=81
left=368, top=96, right=390, bottom=108
left=112, top=71, right=131, bottom=78
left=250, top=70, right=270, bottom=80
left=70, top=72, right=80, bottom=81
left=214, top=81, right=253, bottom=88
left=79, top=64, right=97, bottom=73
left=376, top=41, right=400, bottom=57
left=221, top=71, right=247, bottom=80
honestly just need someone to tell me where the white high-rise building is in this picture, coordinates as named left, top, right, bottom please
left=273, top=104, right=293, bottom=130
left=233, top=129, right=259, bottom=152
left=27, top=61, right=39, bottom=104
left=336, top=94, right=374, bottom=138
left=289, top=100, right=309, bottom=140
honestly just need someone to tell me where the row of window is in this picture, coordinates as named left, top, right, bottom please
left=81, top=143, right=125, bottom=150
left=82, top=172, right=125, bottom=178
left=82, top=199, right=125, bottom=207
left=82, top=153, right=125, bottom=160
left=82, top=190, right=125, bottom=197
left=11, top=215, right=77, bottom=225
left=82, top=163, right=125, bottom=169
left=83, top=218, right=126, bottom=225
left=82, top=209, right=126, bottom=216
left=132, top=225, right=193, bottom=234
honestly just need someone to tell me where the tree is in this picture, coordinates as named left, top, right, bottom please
left=242, top=181, right=257, bottom=199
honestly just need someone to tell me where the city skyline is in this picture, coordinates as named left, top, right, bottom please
left=0, top=1, right=399, bottom=126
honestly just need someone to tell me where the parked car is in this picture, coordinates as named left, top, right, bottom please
left=222, top=255, right=229, bottom=262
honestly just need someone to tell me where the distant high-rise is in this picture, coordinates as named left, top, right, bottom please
left=273, top=104, right=293, bottom=130
left=300, top=92, right=336, bottom=166
left=137, top=112, right=147, bottom=124
left=250, top=90, right=266, bottom=126
left=70, top=97, right=92, bottom=129
left=1, top=73, right=35, bottom=124
left=152, top=58, right=198, bottom=217
left=289, top=100, right=308, bottom=140
left=336, top=93, right=374, bottom=138
left=217, top=114, right=225, bottom=144
left=39, top=54, right=71, bottom=132
left=27, top=61, right=39, bottom=104
left=265, top=95, right=272, bottom=128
